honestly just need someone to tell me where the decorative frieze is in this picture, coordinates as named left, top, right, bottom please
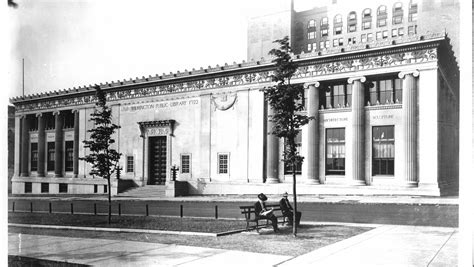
left=14, top=46, right=439, bottom=113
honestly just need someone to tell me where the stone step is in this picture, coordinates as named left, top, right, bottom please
left=118, top=185, right=166, bottom=197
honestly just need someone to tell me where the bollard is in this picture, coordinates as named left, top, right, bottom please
left=146, top=204, right=149, bottom=216
left=94, top=203, right=97, bottom=215
left=180, top=204, right=183, bottom=218
left=49, top=202, right=52, bottom=214
left=12, top=202, right=15, bottom=213
left=71, top=203, right=74, bottom=214
left=118, top=203, right=121, bottom=216
left=215, top=205, right=218, bottom=219
left=30, top=202, right=33, bottom=213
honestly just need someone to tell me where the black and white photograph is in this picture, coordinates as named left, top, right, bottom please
left=2, top=0, right=473, bottom=266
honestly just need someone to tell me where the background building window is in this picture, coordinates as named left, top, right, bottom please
left=382, top=30, right=388, bottom=39
left=41, top=183, right=49, bottom=193
left=377, top=5, right=387, bottom=15
left=127, top=156, right=134, bottom=173
left=284, top=132, right=302, bottom=175
left=65, top=141, right=73, bottom=172
left=363, top=8, right=371, bottom=18
left=398, top=28, right=404, bottom=36
left=25, top=182, right=32, bottom=193
left=181, top=154, right=191, bottom=174
left=372, top=126, right=395, bottom=175
left=334, top=14, right=342, bottom=24
left=334, top=26, right=342, bottom=35
left=376, top=31, right=382, bottom=40
left=47, top=142, right=55, bottom=171
left=59, top=183, right=68, bottom=193
left=321, top=28, right=328, bottom=37
left=320, top=17, right=328, bottom=26
left=408, top=25, right=416, bottom=35
left=408, top=1, right=418, bottom=22
left=218, top=153, right=229, bottom=174
left=326, top=128, right=345, bottom=175
left=367, top=33, right=373, bottom=42
left=31, top=143, right=38, bottom=171
left=362, top=21, right=371, bottom=30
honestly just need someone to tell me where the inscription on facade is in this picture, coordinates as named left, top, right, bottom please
left=372, top=114, right=394, bottom=120
left=147, top=127, right=170, bottom=136
left=323, top=117, right=348, bottom=122
left=121, top=98, right=199, bottom=113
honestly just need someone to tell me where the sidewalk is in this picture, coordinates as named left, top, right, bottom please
left=9, top=224, right=457, bottom=266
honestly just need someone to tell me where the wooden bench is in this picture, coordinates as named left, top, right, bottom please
left=239, top=204, right=289, bottom=231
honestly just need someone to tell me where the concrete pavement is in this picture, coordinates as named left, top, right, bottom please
left=9, top=224, right=458, bottom=266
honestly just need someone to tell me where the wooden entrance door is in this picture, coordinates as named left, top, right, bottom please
left=148, top=136, right=167, bottom=185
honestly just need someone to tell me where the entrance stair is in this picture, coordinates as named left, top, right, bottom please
left=117, top=185, right=166, bottom=198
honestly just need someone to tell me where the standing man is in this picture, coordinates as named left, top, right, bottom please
left=279, top=192, right=302, bottom=226
left=254, top=193, right=279, bottom=232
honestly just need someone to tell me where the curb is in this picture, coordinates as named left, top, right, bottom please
left=8, top=223, right=246, bottom=237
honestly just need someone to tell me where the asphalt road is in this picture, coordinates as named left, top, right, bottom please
left=8, top=198, right=458, bottom=227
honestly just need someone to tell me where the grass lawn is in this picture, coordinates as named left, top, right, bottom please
left=9, top=212, right=373, bottom=257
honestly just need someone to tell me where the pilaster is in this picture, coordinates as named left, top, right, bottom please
left=348, top=76, right=366, bottom=185
left=304, top=81, right=320, bottom=184
left=266, top=105, right=280, bottom=183
left=37, top=113, right=46, bottom=177
left=54, top=111, right=64, bottom=177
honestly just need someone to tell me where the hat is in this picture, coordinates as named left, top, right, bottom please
left=258, top=193, right=268, bottom=201
left=283, top=192, right=288, bottom=197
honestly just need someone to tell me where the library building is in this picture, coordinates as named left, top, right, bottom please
left=10, top=0, right=459, bottom=196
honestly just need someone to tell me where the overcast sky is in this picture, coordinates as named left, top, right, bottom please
left=7, top=0, right=327, bottom=98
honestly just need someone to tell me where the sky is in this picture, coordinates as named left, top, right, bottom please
left=6, top=0, right=324, bottom=98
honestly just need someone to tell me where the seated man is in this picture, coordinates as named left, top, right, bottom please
left=254, top=193, right=279, bottom=232
left=279, top=192, right=302, bottom=226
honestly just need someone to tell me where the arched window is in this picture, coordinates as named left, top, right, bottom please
left=408, top=0, right=418, bottom=22
left=377, top=5, right=387, bottom=15
left=392, top=2, right=403, bottom=25
left=363, top=8, right=371, bottom=18
left=348, top=11, right=357, bottom=32
left=334, top=14, right=342, bottom=24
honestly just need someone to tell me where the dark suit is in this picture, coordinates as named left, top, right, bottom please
left=279, top=197, right=301, bottom=226
left=254, top=201, right=278, bottom=231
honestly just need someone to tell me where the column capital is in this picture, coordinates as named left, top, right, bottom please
left=398, top=70, right=419, bottom=79
left=36, top=113, right=43, bottom=117
left=347, top=76, right=366, bottom=84
left=71, top=109, right=80, bottom=114
left=303, top=81, right=320, bottom=88
left=53, top=111, right=61, bottom=116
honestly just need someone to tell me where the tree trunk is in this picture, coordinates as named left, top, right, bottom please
left=293, top=162, right=297, bottom=237
left=107, top=175, right=111, bottom=224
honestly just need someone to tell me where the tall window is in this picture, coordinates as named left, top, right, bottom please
left=218, top=153, right=229, bottom=174
left=347, top=11, right=357, bottom=32
left=127, top=156, right=134, bottom=173
left=45, top=113, right=55, bottom=130
left=362, top=8, right=372, bottom=30
left=326, top=128, right=345, bottom=175
left=377, top=5, right=387, bottom=27
left=408, top=0, right=418, bottom=22
left=369, top=77, right=402, bottom=105
left=65, top=141, right=73, bottom=172
left=372, top=126, right=395, bottom=175
left=284, top=131, right=302, bottom=175
left=307, top=19, right=316, bottom=39
left=63, top=111, right=75, bottom=129
left=334, top=25, right=342, bottom=35
left=47, top=142, right=55, bottom=171
left=324, top=83, right=352, bottom=108
left=392, top=2, right=403, bottom=25
left=320, top=17, right=329, bottom=37
left=181, top=154, right=191, bottom=174
left=31, top=143, right=38, bottom=171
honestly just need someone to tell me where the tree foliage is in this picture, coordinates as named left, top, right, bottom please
left=81, top=85, right=121, bottom=223
left=261, top=36, right=312, bottom=236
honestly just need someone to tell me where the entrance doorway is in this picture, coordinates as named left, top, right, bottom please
left=148, top=136, right=167, bottom=185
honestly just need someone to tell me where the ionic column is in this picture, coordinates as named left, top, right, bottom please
left=20, top=115, right=29, bottom=177
left=266, top=105, right=280, bottom=183
left=399, top=70, right=419, bottom=187
left=37, top=113, right=46, bottom=177
left=348, top=76, right=366, bottom=185
left=54, top=111, right=64, bottom=177
left=305, top=82, right=320, bottom=184
left=73, top=110, right=80, bottom=178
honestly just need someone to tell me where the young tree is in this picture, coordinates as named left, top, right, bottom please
left=262, top=36, right=311, bottom=236
left=81, top=85, right=121, bottom=224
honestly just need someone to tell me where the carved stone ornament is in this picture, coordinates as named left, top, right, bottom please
left=211, top=93, right=238, bottom=111
left=138, top=120, right=175, bottom=137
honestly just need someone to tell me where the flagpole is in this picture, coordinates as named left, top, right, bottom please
left=22, top=58, right=25, bottom=97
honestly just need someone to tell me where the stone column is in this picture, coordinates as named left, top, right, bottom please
left=20, top=115, right=29, bottom=177
left=305, top=82, right=320, bottom=184
left=266, top=104, right=280, bottom=183
left=54, top=111, right=64, bottom=177
left=37, top=113, right=46, bottom=177
left=348, top=76, right=366, bottom=185
left=73, top=110, right=80, bottom=178
left=399, top=70, right=419, bottom=187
